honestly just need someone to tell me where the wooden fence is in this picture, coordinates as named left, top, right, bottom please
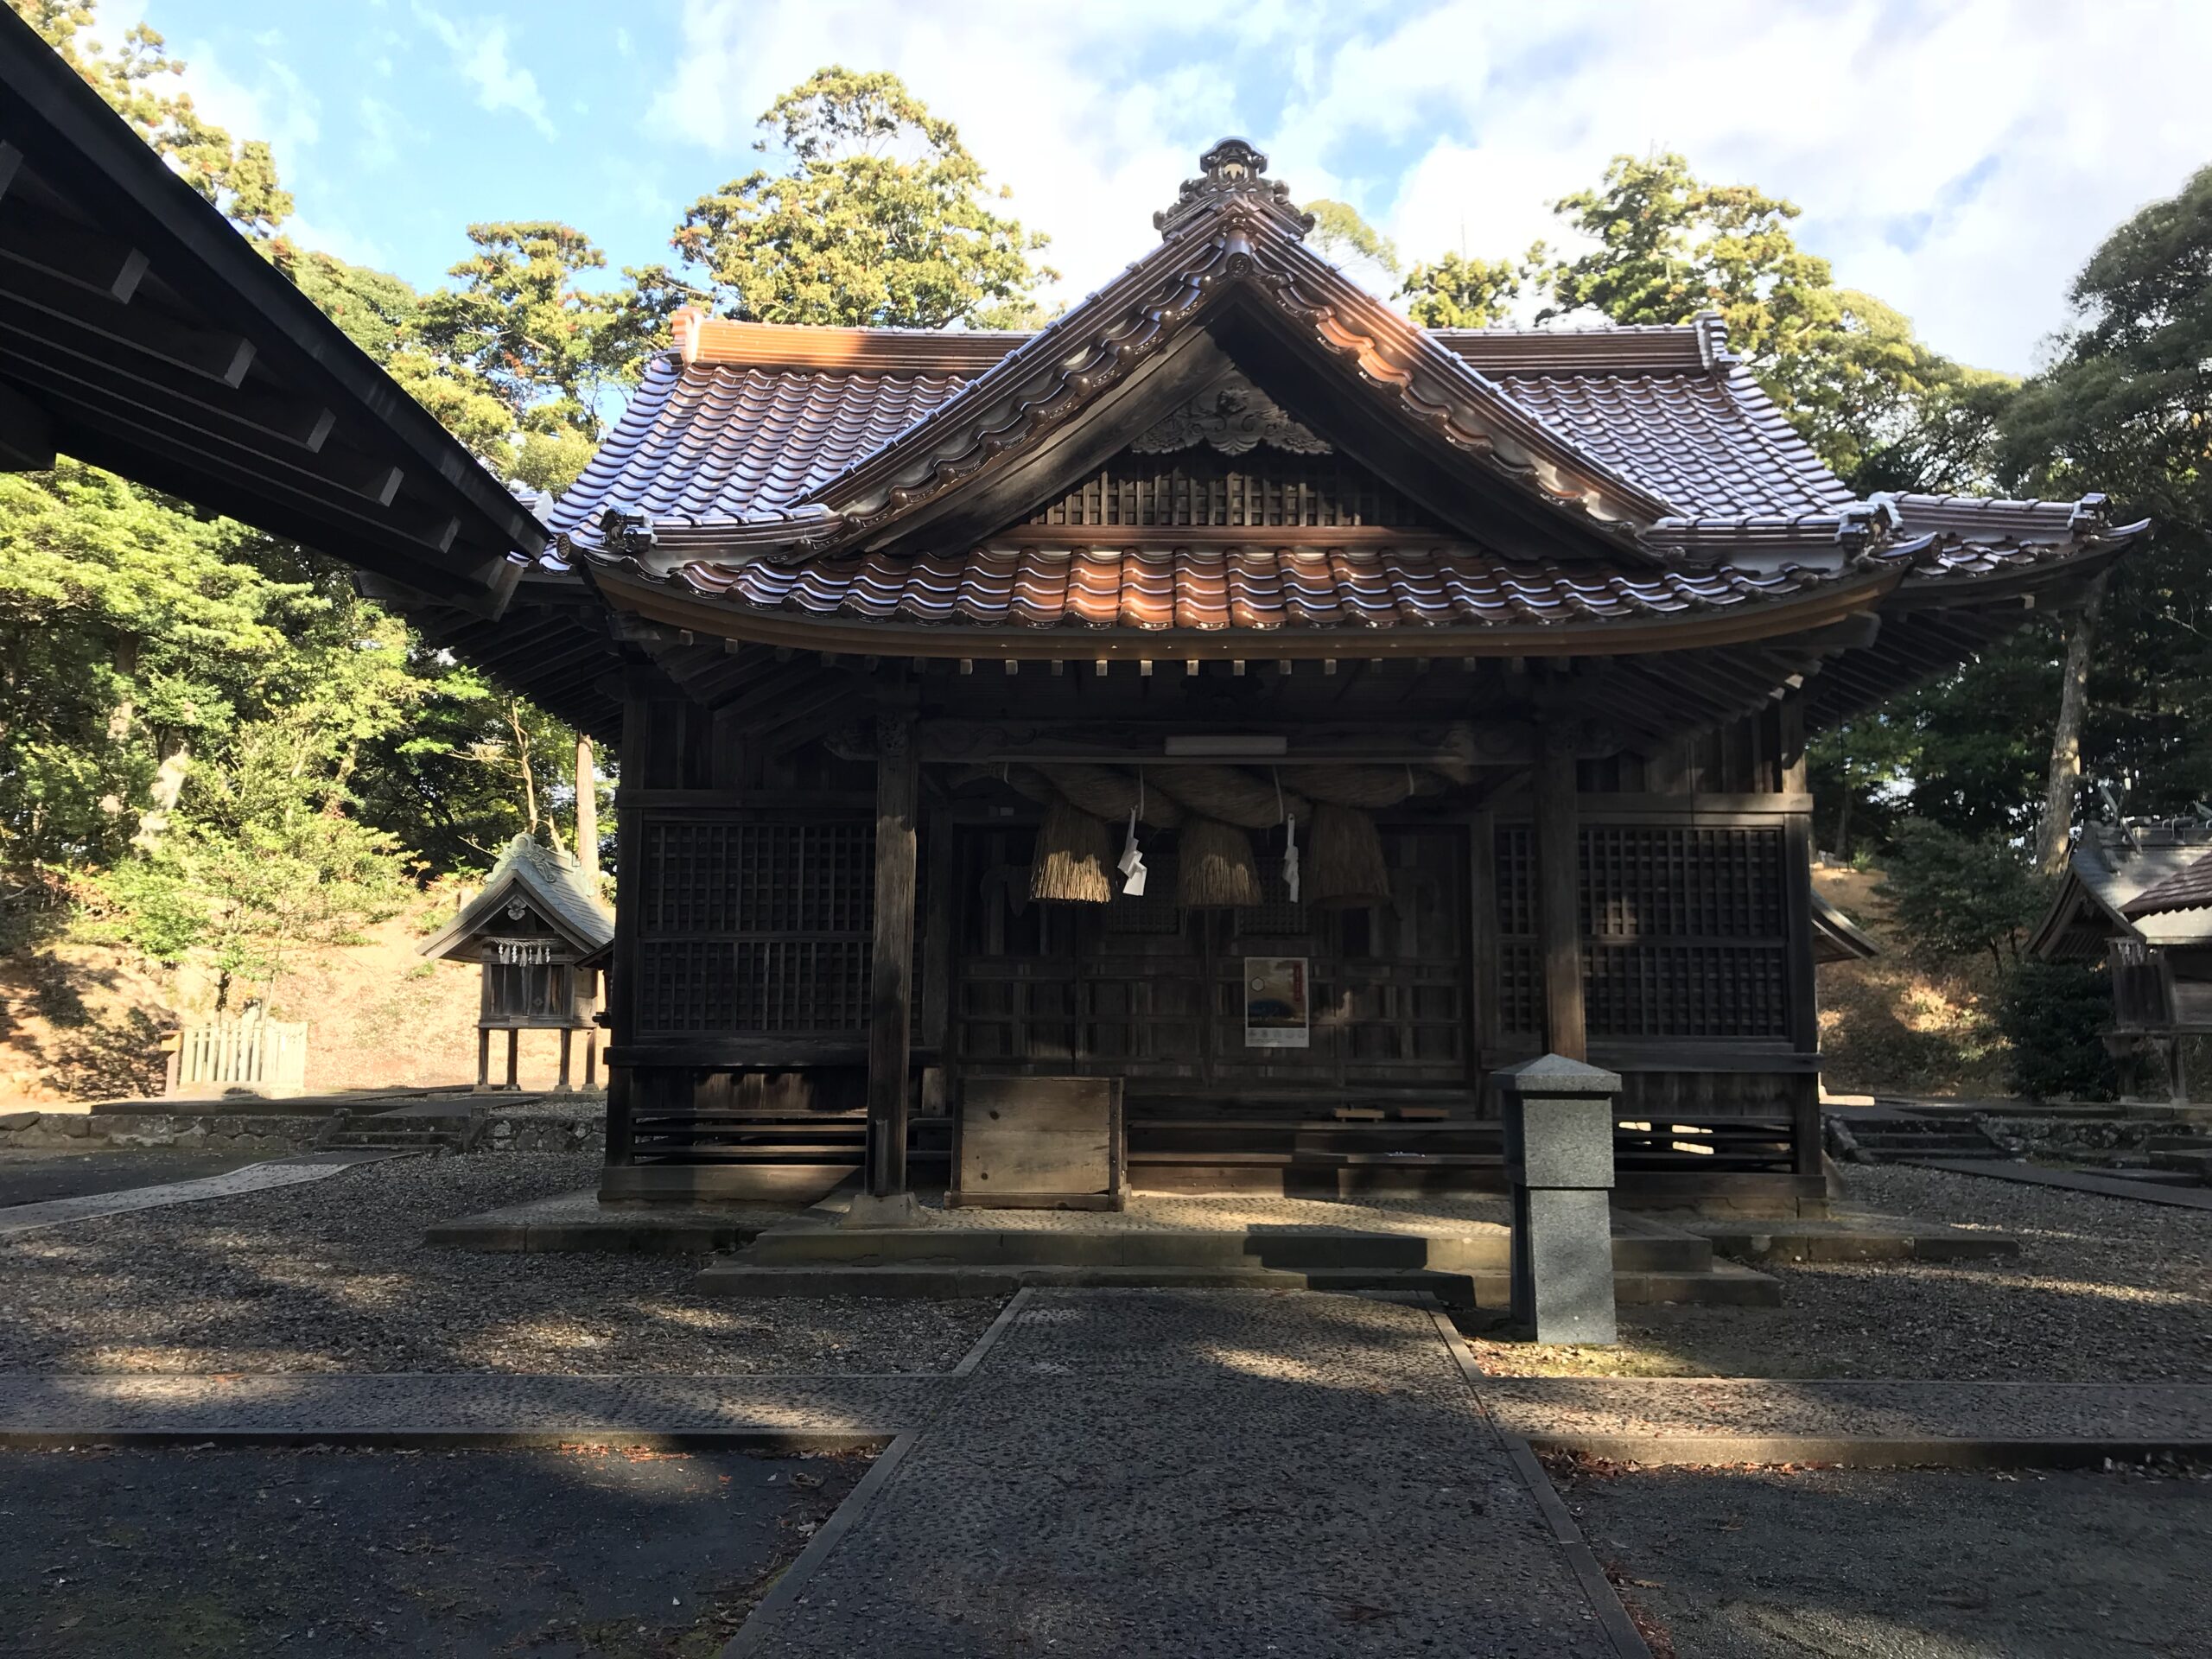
left=166, top=1015, right=308, bottom=1098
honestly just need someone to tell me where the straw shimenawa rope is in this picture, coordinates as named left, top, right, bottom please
left=1177, top=816, right=1262, bottom=907
left=1147, top=765, right=1310, bottom=830
left=1028, top=794, right=1116, bottom=904
left=1305, top=801, right=1393, bottom=908
left=1037, top=763, right=1186, bottom=827
left=1279, top=764, right=1445, bottom=809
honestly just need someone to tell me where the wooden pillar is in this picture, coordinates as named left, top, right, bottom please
left=1534, top=719, right=1587, bottom=1062
left=583, top=1033, right=597, bottom=1090
left=1779, top=693, right=1823, bottom=1179
left=868, top=715, right=919, bottom=1197
left=475, top=1026, right=491, bottom=1089
left=557, top=1027, right=574, bottom=1091
left=505, top=1027, right=520, bottom=1090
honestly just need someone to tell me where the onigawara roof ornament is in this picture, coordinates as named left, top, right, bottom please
left=1154, top=137, right=1315, bottom=241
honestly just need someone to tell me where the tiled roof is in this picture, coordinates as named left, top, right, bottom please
left=677, top=535, right=2112, bottom=636
left=417, top=833, right=613, bottom=963
left=2124, top=846, right=2212, bottom=919
left=1495, top=367, right=1853, bottom=519
left=552, top=141, right=2143, bottom=655
left=552, top=360, right=963, bottom=531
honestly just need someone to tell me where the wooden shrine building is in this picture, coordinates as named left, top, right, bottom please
left=533, top=142, right=2142, bottom=1216
left=0, top=42, right=2141, bottom=1222
left=419, top=833, right=614, bottom=1090
left=2031, top=817, right=2212, bottom=1100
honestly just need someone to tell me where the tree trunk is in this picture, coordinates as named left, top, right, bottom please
left=507, top=699, right=543, bottom=842
left=2037, top=572, right=2109, bottom=875
left=574, top=734, right=599, bottom=884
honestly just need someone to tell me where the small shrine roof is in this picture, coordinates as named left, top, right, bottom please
left=417, top=833, right=613, bottom=963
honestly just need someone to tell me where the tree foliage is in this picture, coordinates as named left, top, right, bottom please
left=1996, top=961, right=2119, bottom=1102
left=638, top=67, right=1052, bottom=329
left=10, top=2, right=291, bottom=237
left=1535, top=153, right=1998, bottom=489
left=1879, top=819, right=2048, bottom=973
left=1400, top=250, right=1536, bottom=329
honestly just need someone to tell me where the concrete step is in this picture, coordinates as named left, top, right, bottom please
left=737, top=1225, right=1712, bottom=1274
left=692, top=1260, right=1781, bottom=1307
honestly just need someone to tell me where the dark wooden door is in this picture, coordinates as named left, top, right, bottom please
left=951, top=823, right=1470, bottom=1094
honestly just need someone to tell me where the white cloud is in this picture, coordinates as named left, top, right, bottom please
left=411, top=4, right=556, bottom=141
left=356, top=97, right=402, bottom=170
left=175, top=39, right=322, bottom=159
left=284, top=211, right=391, bottom=271
left=648, top=0, right=2212, bottom=374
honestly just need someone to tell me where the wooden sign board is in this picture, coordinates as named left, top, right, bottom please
left=950, top=1076, right=1126, bottom=1211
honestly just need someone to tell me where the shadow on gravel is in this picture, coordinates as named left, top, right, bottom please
left=1546, top=1453, right=2212, bottom=1658
left=0, top=1442, right=866, bottom=1658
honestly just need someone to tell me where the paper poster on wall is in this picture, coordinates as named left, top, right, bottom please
left=1243, top=956, right=1310, bottom=1048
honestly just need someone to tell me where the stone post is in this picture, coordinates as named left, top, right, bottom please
left=1497, top=1052, right=1620, bottom=1344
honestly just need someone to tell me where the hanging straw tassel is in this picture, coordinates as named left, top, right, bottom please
left=1304, top=802, right=1393, bottom=908
left=1177, top=817, right=1262, bottom=908
left=1028, top=794, right=1116, bottom=905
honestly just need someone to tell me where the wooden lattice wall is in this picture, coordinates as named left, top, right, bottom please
left=1495, top=823, right=1790, bottom=1041
left=633, top=813, right=875, bottom=1037
left=1027, top=448, right=1437, bottom=530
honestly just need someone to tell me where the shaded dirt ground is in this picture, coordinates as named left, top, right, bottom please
left=0, top=1444, right=864, bottom=1658
left=1549, top=1455, right=2212, bottom=1658
left=1468, top=1163, right=2212, bottom=1382
left=0, top=1147, right=275, bottom=1206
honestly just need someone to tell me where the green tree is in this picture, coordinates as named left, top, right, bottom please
left=105, top=727, right=414, bottom=1007
left=416, top=222, right=631, bottom=434
left=2000, top=164, right=2212, bottom=867
left=0, top=0, right=601, bottom=944
left=1880, top=819, right=2047, bottom=973
left=12, top=1, right=291, bottom=237
left=1535, top=153, right=1993, bottom=488
left=1400, top=248, right=1538, bottom=328
left=640, top=67, right=1053, bottom=329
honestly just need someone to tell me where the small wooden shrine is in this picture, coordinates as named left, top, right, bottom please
left=523, top=141, right=2142, bottom=1217
left=419, top=834, right=613, bottom=1090
left=2031, top=817, right=2212, bottom=1100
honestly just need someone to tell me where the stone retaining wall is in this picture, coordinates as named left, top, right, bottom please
left=0, top=1110, right=330, bottom=1153
left=483, top=1116, right=603, bottom=1154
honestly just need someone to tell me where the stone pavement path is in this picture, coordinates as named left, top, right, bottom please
left=733, top=1288, right=1624, bottom=1658
left=0, top=1149, right=398, bottom=1236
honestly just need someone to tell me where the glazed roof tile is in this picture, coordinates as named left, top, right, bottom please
left=699, top=543, right=1854, bottom=631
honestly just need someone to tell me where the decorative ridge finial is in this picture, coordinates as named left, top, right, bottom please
left=1154, top=137, right=1315, bottom=241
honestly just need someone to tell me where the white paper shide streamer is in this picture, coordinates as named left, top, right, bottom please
left=1118, top=807, right=1148, bottom=897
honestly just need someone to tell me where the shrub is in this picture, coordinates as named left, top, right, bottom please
left=1996, top=960, right=2118, bottom=1102
left=1881, top=819, right=2048, bottom=972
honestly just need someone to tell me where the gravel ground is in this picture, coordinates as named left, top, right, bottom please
left=0, top=1443, right=864, bottom=1658
left=1469, top=1164, right=2212, bottom=1381
left=0, top=1153, right=1002, bottom=1375
left=1551, top=1455, right=2212, bottom=1658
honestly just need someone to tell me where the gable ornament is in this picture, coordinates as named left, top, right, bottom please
left=1132, top=377, right=1331, bottom=458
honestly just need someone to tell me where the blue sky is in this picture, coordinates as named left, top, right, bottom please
left=130, top=0, right=2212, bottom=375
